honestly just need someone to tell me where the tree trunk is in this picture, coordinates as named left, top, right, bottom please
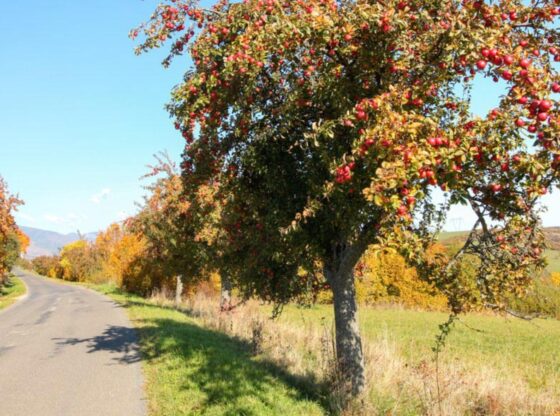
left=175, top=275, right=183, bottom=308
left=326, top=261, right=366, bottom=397
left=220, top=274, right=232, bottom=312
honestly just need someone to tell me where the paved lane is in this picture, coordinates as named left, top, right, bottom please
left=0, top=270, right=145, bottom=416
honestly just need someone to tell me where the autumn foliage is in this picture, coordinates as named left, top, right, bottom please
left=0, top=177, right=27, bottom=285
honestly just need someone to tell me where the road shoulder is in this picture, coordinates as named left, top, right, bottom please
left=0, top=275, right=28, bottom=312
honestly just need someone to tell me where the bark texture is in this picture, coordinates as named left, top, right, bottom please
left=220, top=274, right=232, bottom=312
left=175, top=275, right=183, bottom=308
left=325, top=243, right=367, bottom=397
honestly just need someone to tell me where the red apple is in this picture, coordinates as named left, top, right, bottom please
left=476, top=60, right=487, bottom=70
left=519, top=58, right=531, bottom=68
left=539, top=100, right=552, bottom=112
left=490, top=183, right=502, bottom=192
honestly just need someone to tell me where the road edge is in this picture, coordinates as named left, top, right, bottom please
left=0, top=273, right=29, bottom=315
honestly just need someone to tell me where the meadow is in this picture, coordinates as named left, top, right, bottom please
left=93, top=284, right=560, bottom=416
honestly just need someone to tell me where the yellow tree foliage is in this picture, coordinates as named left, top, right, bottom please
left=357, top=249, right=448, bottom=310
left=80, top=223, right=149, bottom=288
left=58, top=240, right=98, bottom=282
left=107, top=233, right=146, bottom=287
left=317, top=244, right=448, bottom=310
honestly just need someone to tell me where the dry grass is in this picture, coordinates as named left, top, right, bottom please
left=147, top=291, right=560, bottom=416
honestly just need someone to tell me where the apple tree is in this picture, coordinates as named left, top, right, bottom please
left=134, top=0, right=560, bottom=396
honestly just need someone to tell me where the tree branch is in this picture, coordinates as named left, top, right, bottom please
left=484, top=303, right=542, bottom=322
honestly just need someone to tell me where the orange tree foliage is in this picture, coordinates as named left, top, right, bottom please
left=31, top=255, right=62, bottom=278
left=95, top=223, right=146, bottom=286
left=0, top=177, right=24, bottom=283
left=16, top=230, right=29, bottom=256
left=128, top=153, right=224, bottom=295
left=134, top=0, right=560, bottom=395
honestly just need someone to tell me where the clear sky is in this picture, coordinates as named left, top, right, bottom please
left=0, top=0, right=189, bottom=234
left=0, top=1, right=558, bottom=234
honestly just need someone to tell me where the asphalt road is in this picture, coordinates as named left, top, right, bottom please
left=0, top=270, right=146, bottom=416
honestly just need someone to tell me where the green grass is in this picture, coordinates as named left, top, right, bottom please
left=0, top=276, right=26, bottom=310
left=95, top=285, right=325, bottom=416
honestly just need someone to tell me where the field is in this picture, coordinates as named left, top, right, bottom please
left=278, top=305, right=560, bottom=391
left=94, top=284, right=560, bottom=416
left=0, top=276, right=26, bottom=310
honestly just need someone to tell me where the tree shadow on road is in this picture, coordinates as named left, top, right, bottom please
left=52, top=325, right=142, bottom=364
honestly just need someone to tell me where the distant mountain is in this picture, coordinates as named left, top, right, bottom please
left=20, top=226, right=98, bottom=259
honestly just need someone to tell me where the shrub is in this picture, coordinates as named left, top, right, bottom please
left=32, top=255, right=61, bottom=277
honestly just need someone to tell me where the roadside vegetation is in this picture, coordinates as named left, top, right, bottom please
left=91, top=285, right=324, bottom=416
left=0, top=275, right=26, bottom=310
left=0, top=176, right=28, bottom=304
left=127, top=0, right=560, bottom=407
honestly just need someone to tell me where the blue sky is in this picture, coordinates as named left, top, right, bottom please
left=0, top=1, right=558, bottom=234
left=0, top=0, right=187, bottom=234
